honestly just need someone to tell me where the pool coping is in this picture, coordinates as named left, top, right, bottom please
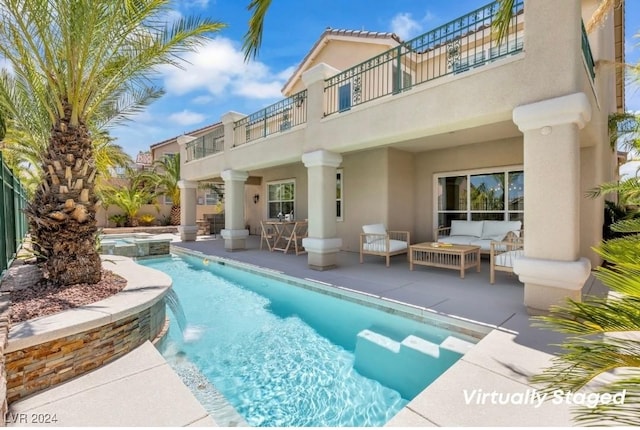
left=170, top=246, right=496, bottom=342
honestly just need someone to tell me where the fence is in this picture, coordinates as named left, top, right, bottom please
left=0, top=152, right=28, bottom=277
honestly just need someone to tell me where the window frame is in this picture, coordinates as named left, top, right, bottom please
left=433, top=165, right=524, bottom=231
left=266, top=179, right=296, bottom=219
left=336, top=169, right=343, bottom=222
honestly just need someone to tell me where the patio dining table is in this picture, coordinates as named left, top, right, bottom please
left=265, top=220, right=298, bottom=252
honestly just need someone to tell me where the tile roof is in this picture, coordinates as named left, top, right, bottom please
left=149, top=121, right=223, bottom=149
left=282, top=27, right=401, bottom=94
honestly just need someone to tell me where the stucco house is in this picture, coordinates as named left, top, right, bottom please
left=150, top=124, right=225, bottom=224
left=175, top=0, right=625, bottom=313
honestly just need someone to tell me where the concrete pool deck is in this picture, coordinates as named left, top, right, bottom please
left=8, top=233, right=608, bottom=426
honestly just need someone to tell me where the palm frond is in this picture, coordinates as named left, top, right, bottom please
left=242, top=0, right=272, bottom=61
left=493, top=0, right=515, bottom=45
left=574, top=377, right=640, bottom=426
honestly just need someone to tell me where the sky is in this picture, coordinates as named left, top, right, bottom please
left=109, top=0, right=640, bottom=159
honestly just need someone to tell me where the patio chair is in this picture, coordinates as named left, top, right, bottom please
left=260, top=221, right=276, bottom=251
left=282, top=221, right=308, bottom=255
left=489, top=233, right=524, bottom=284
left=359, top=223, right=410, bottom=267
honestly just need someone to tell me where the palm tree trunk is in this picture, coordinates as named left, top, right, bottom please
left=25, top=102, right=102, bottom=286
left=170, top=204, right=180, bottom=226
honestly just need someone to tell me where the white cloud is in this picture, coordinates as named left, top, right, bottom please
left=390, top=13, right=422, bottom=40
left=159, top=37, right=292, bottom=101
left=168, top=109, right=206, bottom=126
left=620, top=160, right=640, bottom=179
left=179, top=0, right=209, bottom=8
left=192, top=95, right=215, bottom=105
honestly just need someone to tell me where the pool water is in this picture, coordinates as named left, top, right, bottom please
left=140, top=254, right=478, bottom=427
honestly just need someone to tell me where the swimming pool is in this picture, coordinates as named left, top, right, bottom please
left=140, top=253, right=484, bottom=427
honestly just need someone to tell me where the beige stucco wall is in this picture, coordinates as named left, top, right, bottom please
left=414, top=138, right=524, bottom=244
left=243, top=163, right=309, bottom=236
left=151, top=141, right=179, bottom=160
left=336, top=148, right=388, bottom=251
left=96, top=204, right=172, bottom=227
left=387, top=148, right=415, bottom=235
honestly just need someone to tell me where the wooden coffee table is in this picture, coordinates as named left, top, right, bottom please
left=409, top=242, right=481, bottom=278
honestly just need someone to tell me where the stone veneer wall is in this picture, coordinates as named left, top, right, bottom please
left=0, top=294, right=10, bottom=426
left=5, top=299, right=166, bottom=403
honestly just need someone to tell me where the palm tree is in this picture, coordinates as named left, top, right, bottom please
left=98, top=167, right=157, bottom=227
left=0, top=0, right=223, bottom=285
left=145, top=153, right=181, bottom=225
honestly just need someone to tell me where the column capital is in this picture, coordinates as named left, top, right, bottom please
left=221, top=111, right=246, bottom=124
left=302, top=150, right=342, bottom=168
left=177, top=180, right=198, bottom=190
left=221, top=169, right=249, bottom=182
left=177, top=134, right=198, bottom=146
left=302, top=63, right=341, bottom=87
left=512, top=92, right=592, bottom=132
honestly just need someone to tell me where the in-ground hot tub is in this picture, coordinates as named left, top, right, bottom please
left=99, top=233, right=172, bottom=257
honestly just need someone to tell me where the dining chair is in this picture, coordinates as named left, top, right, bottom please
left=283, top=221, right=308, bottom=255
left=260, top=221, right=276, bottom=251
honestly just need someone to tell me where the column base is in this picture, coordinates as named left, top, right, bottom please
left=514, top=256, right=591, bottom=315
left=302, top=238, right=342, bottom=271
left=178, top=225, right=198, bottom=242
left=221, top=229, right=249, bottom=251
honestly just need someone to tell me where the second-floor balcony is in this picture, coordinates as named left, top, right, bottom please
left=184, top=0, right=597, bottom=165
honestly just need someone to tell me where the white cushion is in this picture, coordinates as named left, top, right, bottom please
left=363, top=239, right=407, bottom=253
left=495, top=250, right=524, bottom=268
left=449, top=221, right=484, bottom=238
left=470, top=239, right=493, bottom=251
left=362, top=223, right=387, bottom=243
left=481, top=220, right=522, bottom=240
left=438, top=236, right=475, bottom=246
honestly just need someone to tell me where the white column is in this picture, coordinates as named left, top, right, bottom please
left=221, top=111, right=245, bottom=151
left=302, top=63, right=340, bottom=129
left=512, top=92, right=592, bottom=314
left=177, top=180, right=198, bottom=241
left=220, top=169, right=249, bottom=251
left=177, top=134, right=198, bottom=163
left=302, top=150, right=342, bottom=270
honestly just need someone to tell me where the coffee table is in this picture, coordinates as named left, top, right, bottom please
left=409, top=242, right=481, bottom=278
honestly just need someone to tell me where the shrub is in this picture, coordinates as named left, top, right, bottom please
left=138, top=214, right=156, bottom=226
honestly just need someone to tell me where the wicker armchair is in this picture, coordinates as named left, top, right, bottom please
left=489, top=233, right=524, bottom=284
left=359, top=223, right=410, bottom=267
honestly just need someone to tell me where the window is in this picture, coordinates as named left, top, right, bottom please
left=163, top=195, right=173, bottom=206
left=338, top=83, right=351, bottom=112
left=435, top=167, right=524, bottom=228
left=267, top=180, right=295, bottom=219
left=336, top=169, right=343, bottom=221
left=392, top=66, right=412, bottom=93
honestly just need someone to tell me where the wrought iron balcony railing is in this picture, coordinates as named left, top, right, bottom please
left=185, top=124, right=225, bottom=162
left=233, top=90, right=308, bottom=146
left=324, top=0, right=524, bottom=116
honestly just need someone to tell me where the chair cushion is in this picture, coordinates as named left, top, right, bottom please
left=449, top=221, right=484, bottom=238
left=362, top=223, right=387, bottom=243
left=363, top=239, right=407, bottom=253
left=481, top=220, right=522, bottom=241
left=438, top=236, right=476, bottom=246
